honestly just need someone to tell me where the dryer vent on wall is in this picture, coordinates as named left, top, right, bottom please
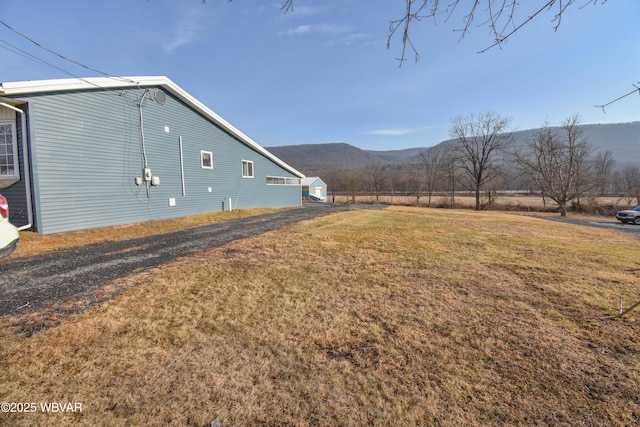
left=154, top=89, right=166, bottom=105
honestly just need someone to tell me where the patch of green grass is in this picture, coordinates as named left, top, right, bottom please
left=1, top=206, right=639, bottom=426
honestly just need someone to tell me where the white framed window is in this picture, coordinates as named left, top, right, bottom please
left=201, top=151, right=213, bottom=169
left=0, top=122, right=18, bottom=177
left=241, top=160, right=254, bottom=178
left=266, top=176, right=300, bottom=185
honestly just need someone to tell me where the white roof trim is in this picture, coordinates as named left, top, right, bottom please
left=0, top=76, right=304, bottom=178
left=301, top=177, right=324, bottom=186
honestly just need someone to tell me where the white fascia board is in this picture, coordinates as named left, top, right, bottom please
left=0, top=76, right=159, bottom=94
left=158, top=78, right=305, bottom=179
left=0, top=76, right=305, bottom=178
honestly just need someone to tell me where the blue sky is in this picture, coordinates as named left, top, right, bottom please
left=1, top=1, right=638, bottom=150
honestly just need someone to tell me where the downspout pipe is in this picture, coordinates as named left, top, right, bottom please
left=0, top=102, right=33, bottom=231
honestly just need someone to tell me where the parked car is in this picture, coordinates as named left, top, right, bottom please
left=0, top=194, right=19, bottom=258
left=616, top=206, right=640, bottom=225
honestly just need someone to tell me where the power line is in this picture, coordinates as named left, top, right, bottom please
left=0, top=19, right=134, bottom=84
left=0, top=38, right=96, bottom=84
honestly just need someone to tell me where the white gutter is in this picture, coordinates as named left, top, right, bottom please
left=0, top=76, right=305, bottom=179
left=0, top=101, right=33, bottom=231
left=158, top=78, right=306, bottom=179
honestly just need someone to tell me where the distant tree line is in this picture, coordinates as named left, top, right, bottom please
left=317, top=112, right=636, bottom=217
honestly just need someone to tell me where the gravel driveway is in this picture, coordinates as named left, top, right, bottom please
left=3, top=205, right=627, bottom=333
left=0, top=203, right=384, bottom=327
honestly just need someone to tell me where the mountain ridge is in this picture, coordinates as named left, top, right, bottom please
left=266, top=121, right=640, bottom=175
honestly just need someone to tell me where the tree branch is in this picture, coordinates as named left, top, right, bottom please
left=594, top=84, right=640, bottom=113
left=581, top=298, right=640, bottom=320
left=477, top=0, right=556, bottom=53
left=387, top=0, right=433, bottom=65
left=222, top=0, right=606, bottom=64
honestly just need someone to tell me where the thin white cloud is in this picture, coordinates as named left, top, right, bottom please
left=322, top=32, right=370, bottom=47
left=286, top=25, right=312, bottom=36
left=287, top=6, right=323, bottom=17
left=366, top=128, right=422, bottom=136
left=342, top=33, right=368, bottom=44
left=284, top=24, right=350, bottom=36
left=163, top=8, right=202, bottom=54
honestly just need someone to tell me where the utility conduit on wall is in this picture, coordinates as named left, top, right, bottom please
left=138, top=90, right=151, bottom=199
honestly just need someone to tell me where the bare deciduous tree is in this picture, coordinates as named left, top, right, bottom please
left=419, top=145, right=448, bottom=207
left=449, top=111, right=512, bottom=211
left=365, top=161, right=388, bottom=202
left=592, top=150, right=615, bottom=196
left=438, top=148, right=459, bottom=207
left=343, top=168, right=360, bottom=203
left=616, top=166, right=640, bottom=205
left=513, top=115, right=594, bottom=216
left=408, top=161, right=424, bottom=205
left=324, top=165, right=343, bottom=203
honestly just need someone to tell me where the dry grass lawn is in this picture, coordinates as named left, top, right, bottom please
left=1, top=206, right=639, bottom=426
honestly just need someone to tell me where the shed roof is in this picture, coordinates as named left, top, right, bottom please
left=0, top=76, right=304, bottom=178
left=301, top=177, right=325, bottom=186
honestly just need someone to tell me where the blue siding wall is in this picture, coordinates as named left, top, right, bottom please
left=0, top=106, right=30, bottom=228
left=20, top=87, right=300, bottom=234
